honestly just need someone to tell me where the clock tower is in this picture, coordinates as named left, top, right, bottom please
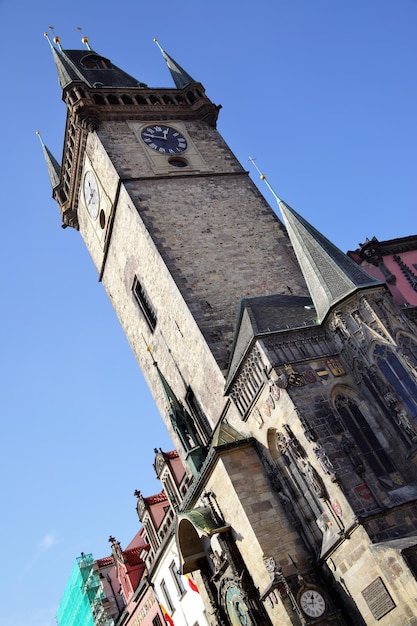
left=45, top=34, right=417, bottom=626
left=46, top=33, right=308, bottom=424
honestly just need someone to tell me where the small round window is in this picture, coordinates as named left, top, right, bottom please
left=168, top=157, right=188, bottom=168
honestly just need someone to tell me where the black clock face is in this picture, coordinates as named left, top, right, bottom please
left=141, top=125, right=187, bottom=154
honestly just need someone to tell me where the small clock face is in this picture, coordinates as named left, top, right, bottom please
left=83, top=171, right=100, bottom=219
left=141, top=125, right=187, bottom=154
left=300, top=589, right=326, bottom=618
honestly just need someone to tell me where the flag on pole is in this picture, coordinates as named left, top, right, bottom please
left=186, top=574, right=200, bottom=593
left=160, top=604, right=175, bottom=626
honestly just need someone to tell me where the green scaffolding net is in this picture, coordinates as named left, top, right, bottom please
left=56, top=554, right=113, bottom=626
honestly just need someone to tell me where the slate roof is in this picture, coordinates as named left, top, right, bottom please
left=278, top=199, right=382, bottom=323
left=160, top=48, right=196, bottom=89
left=226, top=293, right=316, bottom=388
left=52, top=47, right=145, bottom=89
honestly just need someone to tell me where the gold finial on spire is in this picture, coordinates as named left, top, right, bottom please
left=44, top=27, right=62, bottom=50
left=77, top=26, right=92, bottom=50
left=142, top=333, right=153, bottom=355
left=49, top=26, right=62, bottom=48
left=248, top=156, right=265, bottom=179
left=146, top=343, right=158, bottom=367
left=248, top=157, right=282, bottom=203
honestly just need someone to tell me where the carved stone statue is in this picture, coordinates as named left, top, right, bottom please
left=313, top=444, right=337, bottom=481
left=302, top=461, right=326, bottom=498
left=396, top=408, right=417, bottom=441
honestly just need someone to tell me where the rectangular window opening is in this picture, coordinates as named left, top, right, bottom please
left=169, top=560, right=185, bottom=595
left=161, top=579, right=175, bottom=612
left=186, top=387, right=212, bottom=443
left=132, top=276, right=157, bottom=332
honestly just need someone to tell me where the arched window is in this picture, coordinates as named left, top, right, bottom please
left=267, top=428, right=324, bottom=550
left=335, top=395, right=396, bottom=477
left=374, top=344, right=417, bottom=420
left=398, top=334, right=417, bottom=368
left=80, top=54, right=111, bottom=69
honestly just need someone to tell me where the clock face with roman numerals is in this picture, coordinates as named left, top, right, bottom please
left=141, top=125, right=187, bottom=154
left=299, top=589, right=326, bottom=618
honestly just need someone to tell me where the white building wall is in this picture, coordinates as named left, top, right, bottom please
left=153, top=535, right=208, bottom=626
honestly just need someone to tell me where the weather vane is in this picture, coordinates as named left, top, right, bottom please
left=77, top=26, right=92, bottom=50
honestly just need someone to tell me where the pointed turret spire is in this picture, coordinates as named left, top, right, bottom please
left=45, top=32, right=85, bottom=89
left=148, top=348, right=205, bottom=476
left=36, top=131, right=61, bottom=189
left=153, top=357, right=187, bottom=424
left=249, top=160, right=382, bottom=323
left=154, top=39, right=196, bottom=89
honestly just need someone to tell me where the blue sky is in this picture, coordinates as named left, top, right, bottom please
left=0, top=1, right=415, bottom=625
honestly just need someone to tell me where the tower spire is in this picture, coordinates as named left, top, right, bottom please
left=148, top=349, right=205, bottom=476
left=36, top=131, right=61, bottom=190
left=154, top=38, right=196, bottom=89
left=45, top=32, right=85, bottom=89
left=249, top=159, right=382, bottom=322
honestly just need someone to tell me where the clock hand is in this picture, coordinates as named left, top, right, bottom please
left=88, top=190, right=98, bottom=206
left=142, top=133, right=166, bottom=140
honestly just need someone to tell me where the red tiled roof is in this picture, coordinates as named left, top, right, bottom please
left=124, top=546, right=144, bottom=567
left=144, top=490, right=167, bottom=505
left=96, top=555, right=113, bottom=567
left=166, top=450, right=179, bottom=459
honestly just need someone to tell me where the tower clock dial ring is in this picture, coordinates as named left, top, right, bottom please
left=141, top=125, right=187, bottom=154
left=83, top=170, right=100, bottom=219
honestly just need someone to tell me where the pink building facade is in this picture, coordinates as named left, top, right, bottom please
left=348, top=235, right=417, bottom=308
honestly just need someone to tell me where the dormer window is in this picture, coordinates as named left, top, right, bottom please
left=80, top=54, right=111, bottom=69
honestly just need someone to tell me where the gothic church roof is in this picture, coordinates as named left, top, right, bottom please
left=49, top=39, right=146, bottom=89
left=277, top=199, right=382, bottom=323
left=226, top=294, right=316, bottom=388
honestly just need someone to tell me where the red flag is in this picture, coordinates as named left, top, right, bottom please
left=160, top=604, right=175, bottom=626
left=186, top=574, right=200, bottom=593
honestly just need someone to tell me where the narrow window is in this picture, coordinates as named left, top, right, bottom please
left=161, top=579, right=175, bottom=612
left=144, top=519, right=159, bottom=552
left=374, top=344, right=417, bottom=419
left=336, top=396, right=396, bottom=477
left=169, top=561, right=185, bottom=595
left=152, top=616, right=163, bottom=626
left=186, top=387, right=211, bottom=443
left=162, top=474, right=178, bottom=508
left=132, top=276, right=157, bottom=332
